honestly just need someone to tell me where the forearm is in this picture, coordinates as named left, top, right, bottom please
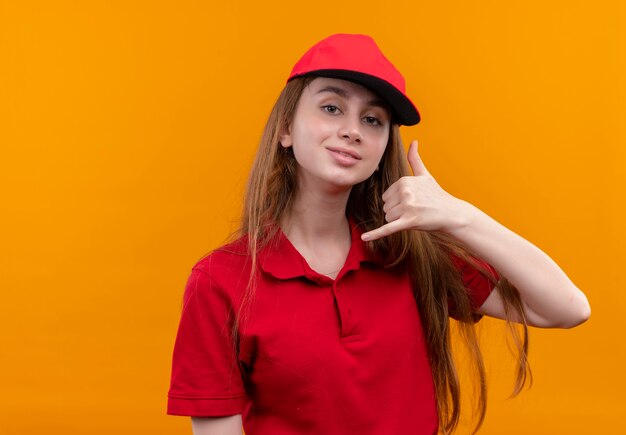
left=448, top=200, right=591, bottom=328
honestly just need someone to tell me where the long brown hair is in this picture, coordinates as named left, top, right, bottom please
left=224, top=75, right=531, bottom=434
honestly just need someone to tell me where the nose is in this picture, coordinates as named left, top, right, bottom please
left=339, top=116, right=363, bottom=144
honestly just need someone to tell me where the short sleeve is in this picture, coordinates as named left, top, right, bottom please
left=448, top=254, right=501, bottom=323
left=167, top=267, right=247, bottom=416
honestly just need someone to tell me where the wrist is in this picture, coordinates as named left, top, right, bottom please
left=445, top=199, right=479, bottom=236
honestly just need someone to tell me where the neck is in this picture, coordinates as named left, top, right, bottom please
left=280, top=183, right=352, bottom=244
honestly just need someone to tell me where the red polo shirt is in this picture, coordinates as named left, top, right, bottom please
left=167, top=217, right=499, bottom=434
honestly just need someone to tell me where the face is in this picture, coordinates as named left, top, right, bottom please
left=279, top=77, right=391, bottom=192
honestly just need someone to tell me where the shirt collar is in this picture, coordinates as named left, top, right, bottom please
left=258, top=215, right=383, bottom=281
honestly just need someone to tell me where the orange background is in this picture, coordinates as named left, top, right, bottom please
left=1, top=1, right=624, bottom=434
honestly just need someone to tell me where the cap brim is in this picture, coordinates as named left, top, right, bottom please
left=291, top=69, right=420, bottom=126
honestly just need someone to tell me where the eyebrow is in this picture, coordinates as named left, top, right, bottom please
left=315, top=85, right=390, bottom=112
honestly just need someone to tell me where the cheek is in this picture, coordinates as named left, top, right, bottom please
left=373, top=133, right=389, bottom=158
left=292, top=116, right=332, bottom=147
left=289, top=123, right=319, bottom=165
left=307, top=114, right=334, bottom=136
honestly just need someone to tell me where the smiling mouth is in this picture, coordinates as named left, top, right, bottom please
left=327, top=147, right=361, bottom=160
left=334, top=150, right=357, bottom=159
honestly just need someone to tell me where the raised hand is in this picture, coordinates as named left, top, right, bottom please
left=361, top=140, right=470, bottom=241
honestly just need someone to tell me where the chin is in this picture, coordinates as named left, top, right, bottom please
left=336, top=171, right=376, bottom=186
left=327, top=176, right=371, bottom=190
left=298, top=168, right=374, bottom=192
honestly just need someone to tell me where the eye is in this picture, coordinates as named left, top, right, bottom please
left=364, top=116, right=382, bottom=126
left=321, top=104, right=341, bottom=114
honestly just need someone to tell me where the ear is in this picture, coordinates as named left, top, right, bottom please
left=279, top=125, right=293, bottom=148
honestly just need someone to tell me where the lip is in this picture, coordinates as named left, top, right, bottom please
left=326, top=147, right=362, bottom=160
left=327, top=148, right=360, bottom=167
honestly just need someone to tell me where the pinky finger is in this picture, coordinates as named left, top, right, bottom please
left=361, top=220, right=406, bottom=242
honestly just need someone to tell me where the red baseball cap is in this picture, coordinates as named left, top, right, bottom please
left=287, top=33, right=421, bottom=126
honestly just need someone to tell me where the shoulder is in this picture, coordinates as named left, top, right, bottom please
left=188, top=234, right=252, bottom=297
left=192, top=234, right=250, bottom=272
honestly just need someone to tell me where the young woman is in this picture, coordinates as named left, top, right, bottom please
left=167, top=33, right=590, bottom=435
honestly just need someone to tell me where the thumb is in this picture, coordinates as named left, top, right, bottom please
left=407, top=139, right=430, bottom=176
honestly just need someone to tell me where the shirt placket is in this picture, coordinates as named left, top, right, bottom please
left=305, top=268, right=359, bottom=339
left=333, top=277, right=359, bottom=338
